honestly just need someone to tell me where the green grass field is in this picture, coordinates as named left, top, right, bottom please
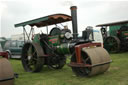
left=10, top=52, right=128, bottom=85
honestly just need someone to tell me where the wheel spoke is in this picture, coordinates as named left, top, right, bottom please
left=82, top=57, right=89, bottom=64
left=32, top=51, right=36, bottom=56
left=33, top=57, right=38, bottom=61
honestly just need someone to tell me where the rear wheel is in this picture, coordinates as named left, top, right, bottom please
left=6, top=51, right=12, bottom=59
left=21, top=42, right=44, bottom=72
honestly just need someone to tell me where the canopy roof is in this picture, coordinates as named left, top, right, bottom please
left=96, top=20, right=128, bottom=27
left=15, top=14, right=72, bottom=28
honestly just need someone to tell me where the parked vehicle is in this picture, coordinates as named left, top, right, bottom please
left=4, top=40, right=24, bottom=58
left=0, top=43, right=8, bottom=59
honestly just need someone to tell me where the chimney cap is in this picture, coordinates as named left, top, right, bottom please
left=70, top=6, right=77, bottom=10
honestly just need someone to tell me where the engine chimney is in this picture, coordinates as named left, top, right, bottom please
left=70, top=6, right=78, bottom=39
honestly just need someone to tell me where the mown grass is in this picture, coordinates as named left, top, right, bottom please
left=10, top=52, right=128, bottom=85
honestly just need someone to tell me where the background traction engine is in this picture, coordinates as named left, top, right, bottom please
left=97, top=22, right=128, bottom=52
left=17, top=6, right=111, bottom=77
left=104, top=26, right=128, bottom=52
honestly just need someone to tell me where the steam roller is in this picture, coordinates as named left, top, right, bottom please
left=14, top=6, right=111, bottom=77
left=0, top=58, right=14, bottom=85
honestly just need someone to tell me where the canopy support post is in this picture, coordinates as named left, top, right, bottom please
left=23, top=27, right=30, bottom=41
left=28, top=26, right=34, bottom=40
left=23, top=26, right=35, bottom=42
left=23, top=26, right=26, bottom=42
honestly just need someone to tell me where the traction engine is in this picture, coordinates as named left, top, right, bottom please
left=15, top=6, right=111, bottom=76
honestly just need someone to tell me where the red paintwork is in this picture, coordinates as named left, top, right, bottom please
left=49, top=39, right=58, bottom=44
left=68, top=62, right=92, bottom=67
left=124, top=33, right=128, bottom=35
left=0, top=52, right=8, bottom=59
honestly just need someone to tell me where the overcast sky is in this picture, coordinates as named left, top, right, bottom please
left=0, top=0, right=128, bottom=38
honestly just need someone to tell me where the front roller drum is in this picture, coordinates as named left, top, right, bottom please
left=70, top=47, right=111, bottom=76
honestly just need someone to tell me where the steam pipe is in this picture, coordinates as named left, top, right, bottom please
left=70, top=6, right=78, bottom=39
